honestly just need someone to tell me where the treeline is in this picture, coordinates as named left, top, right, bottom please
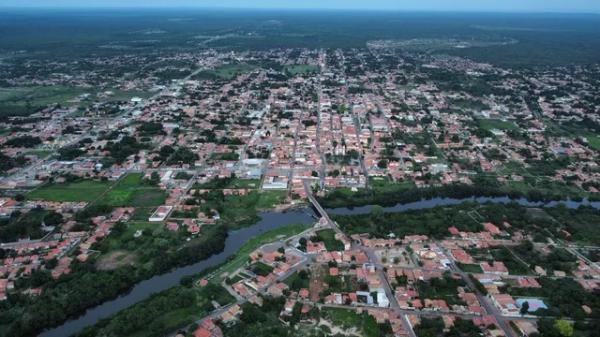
left=77, top=283, right=232, bottom=337
left=0, top=225, right=228, bottom=337
left=509, top=277, right=600, bottom=320
left=318, top=182, right=598, bottom=209
left=331, top=202, right=485, bottom=239
left=3, top=135, right=42, bottom=148
left=332, top=202, right=558, bottom=240
left=0, top=207, right=62, bottom=242
left=0, top=152, right=28, bottom=173
left=104, top=135, right=147, bottom=164
left=156, top=145, right=198, bottom=165
left=414, top=317, right=481, bottom=337
left=537, top=318, right=600, bottom=337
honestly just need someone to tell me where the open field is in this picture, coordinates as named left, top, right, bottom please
left=96, top=250, right=137, bottom=271
left=194, top=63, right=256, bottom=81
left=457, top=263, right=483, bottom=274
left=255, top=190, right=287, bottom=209
left=284, top=64, right=319, bottom=75
left=314, top=229, right=345, bottom=251
left=321, top=308, right=381, bottom=337
left=28, top=174, right=167, bottom=219
left=197, top=190, right=287, bottom=230
left=96, top=222, right=165, bottom=252
left=227, top=178, right=261, bottom=189
left=24, top=149, right=53, bottom=159
left=0, top=86, right=89, bottom=116
left=583, top=134, right=600, bottom=151
left=477, top=118, right=517, bottom=131
left=28, top=180, right=111, bottom=202
left=99, top=173, right=166, bottom=207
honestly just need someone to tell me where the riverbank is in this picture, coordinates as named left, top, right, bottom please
left=37, top=210, right=315, bottom=337
left=21, top=186, right=600, bottom=337
left=326, top=196, right=600, bottom=216
left=318, top=183, right=600, bottom=209
left=74, top=223, right=315, bottom=337
left=330, top=197, right=600, bottom=245
left=34, top=190, right=600, bottom=337
left=2, top=225, right=228, bottom=337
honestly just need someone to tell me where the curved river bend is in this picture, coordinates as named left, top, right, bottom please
left=39, top=210, right=315, bottom=337
left=40, top=196, right=600, bottom=337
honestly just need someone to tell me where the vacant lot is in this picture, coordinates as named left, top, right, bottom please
left=583, top=134, right=600, bottom=151
left=96, top=250, right=137, bottom=270
left=99, top=173, right=166, bottom=207
left=285, top=64, right=319, bottom=75
left=321, top=308, right=381, bottom=337
left=28, top=180, right=111, bottom=202
left=478, top=118, right=517, bottom=131
left=194, top=63, right=256, bottom=81
left=314, top=229, right=345, bottom=251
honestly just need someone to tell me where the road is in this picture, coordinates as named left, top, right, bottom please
left=303, top=179, right=344, bottom=236
left=350, top=105, right=370, bottom=188
left=287, top=111, right=306, bottom=196
left=303, top=180, right=417, bottom=337
left=315, top=84, right=327, bottom=190
left=440, top=246, right=517, bottom=337
left=355, top=241, right=417, bottom=337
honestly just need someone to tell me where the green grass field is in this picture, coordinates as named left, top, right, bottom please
left=457, top=263, right=483, bottom=274
left=0, top=86, right=89, bottom=116
left=321, top=308, right=381, bottom=337
left=226, top=178, right=261, bottom=189
left=583, top=134, right=600, bottom=151
left=195, top=63, right=256, bottom=81
left=99, top=173, right=166, bottom=207
left=255, top=190, right=287, bottom=209
left=28, top=180, right=111, bottom=202
left=478, top=118, right=517, bottom=131
left=208, top=190, right=287, bottom=229
left=497, top=161, right=531, bottom=176
left=284, top=64, right=319, bottom=75
left=370, top=178, right=415, bottom=192
left=96, top=221, right=166, bottom=255
left=27, top=173, right=164, bottom=208
left=314, top=229, right=345, bottom=251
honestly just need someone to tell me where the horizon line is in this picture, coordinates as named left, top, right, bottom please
left=0, top=6, right=599, bottom=15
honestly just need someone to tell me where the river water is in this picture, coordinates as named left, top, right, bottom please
left=326, top=196, right=600, bottom=216
left=39, top=209, right=315, bottom=337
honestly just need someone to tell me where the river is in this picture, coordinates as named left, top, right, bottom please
left=39, top=195, right=600, bottom=337
left=39, top=209, right=315, bottom=337
left=326, top=196, right=600, bottom=216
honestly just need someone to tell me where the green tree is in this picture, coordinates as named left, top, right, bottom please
left=520, top=301, right=529, bottom=315
left=377, top=159, right=388, bottom=169
left=371, top=205, right=385, bottom=217
left=554, top=319, right=574, bottom=337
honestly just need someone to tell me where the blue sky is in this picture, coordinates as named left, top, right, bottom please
left=1, top=0, right=599, bottom=13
